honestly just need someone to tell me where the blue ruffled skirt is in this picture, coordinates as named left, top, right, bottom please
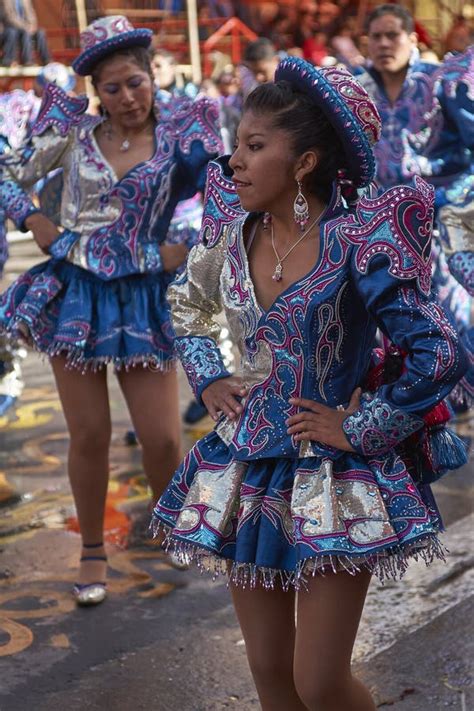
left=0, top=258, right=175, bottom=370
left=153, top=430, right=444, bottom=589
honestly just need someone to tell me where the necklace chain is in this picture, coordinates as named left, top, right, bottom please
left=104, top=119, right=153, bottom=153
left=270, top=210, right=324, bottom=282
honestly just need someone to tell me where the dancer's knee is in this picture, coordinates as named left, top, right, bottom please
left=69, top=422, right=111, bottom=455
left=294, top=669, right=346, bottom=710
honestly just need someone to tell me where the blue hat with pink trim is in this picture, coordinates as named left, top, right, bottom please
left=72, top=16, right=153, bottom=76
left=275, top=57, right=381, bottom=188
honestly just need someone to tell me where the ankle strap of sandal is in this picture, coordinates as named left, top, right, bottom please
left=82, top=542, right=104, bottom=548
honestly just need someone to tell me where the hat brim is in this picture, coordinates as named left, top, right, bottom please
left=274, top=57, right=377, bottom=188
left=72, top=29, right=153, bottom=76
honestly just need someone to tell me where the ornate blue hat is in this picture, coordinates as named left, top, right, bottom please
left=72, top=16, right=153, bottom=76
left=274, top=57, right=381, bottom=188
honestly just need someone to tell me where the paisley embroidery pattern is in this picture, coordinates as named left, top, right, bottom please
left=174, top=336, right=229, bottom=398
left=342, top=393, right=424, bottom=455
left=342, top=178, right=434, bottom=296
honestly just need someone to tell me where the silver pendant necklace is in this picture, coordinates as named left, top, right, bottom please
left=270, top=210, right=324, bottom=282
left=104, top=121, right=150, bottom=152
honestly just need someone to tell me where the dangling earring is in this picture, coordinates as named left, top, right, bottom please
left=293, top=180, right=309, bottom=230
left=262, top=212, right=271, bottom=230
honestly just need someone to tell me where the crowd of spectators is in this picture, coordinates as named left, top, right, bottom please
left=0, top=0, right=472, bottom=73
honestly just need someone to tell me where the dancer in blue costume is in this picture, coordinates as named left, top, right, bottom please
left=357, top=4, right=439, bottom=192
left=0, top=63, right=75, bottom=415
left=402, top=45, right=474, bottom=406
left=358, top=5, right=470, bottom=413
left=153, top=57, right=468, bottom=710
left=0, top=15, right=222, bottom=605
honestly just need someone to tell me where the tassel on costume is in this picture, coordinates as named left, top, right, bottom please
left=422, top=425, right=468, bottom=481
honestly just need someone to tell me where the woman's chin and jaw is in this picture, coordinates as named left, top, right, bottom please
left=235, top=184, right=290, bottom=216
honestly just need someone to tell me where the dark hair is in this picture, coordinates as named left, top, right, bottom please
left=243, top=38, right=277, bottom=63
left=243, top=81, right=348, bottom=202
left=91, top=46, right=154, bottom=86
left=366, top=3, right=414, bottom=34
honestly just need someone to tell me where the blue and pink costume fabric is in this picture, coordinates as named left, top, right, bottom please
left=358, top=51, right=473, bottom=407
left=152, top=152, right=467, bottom=588
left=0, top=89, right=41, bottom=276
left=357, top=54, right=439, bottom=192
left=401, top=47, right=474, bottom=405
left=0, top=84, right=222, bottom=370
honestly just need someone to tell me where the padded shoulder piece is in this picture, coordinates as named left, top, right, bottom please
left=32, top=84, right=89, bottom=138
left=343, top=176, right=434, bottom=295
left=172, top=95, right=222, bottom=156
left=199, top=156, right=246, bottom=249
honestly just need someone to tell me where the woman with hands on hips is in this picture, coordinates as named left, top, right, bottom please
left=152, top=57, right=468, bottom=711
left=0, top=16, right=222, bottom=606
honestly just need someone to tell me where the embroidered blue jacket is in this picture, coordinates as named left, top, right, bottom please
left=401, top=47, right=474, bottom=194
left=0, top=85, right=223, bottom=280
left=357, top=58, right=439, bottom=191
left=169, top=159, right=468, bottom=461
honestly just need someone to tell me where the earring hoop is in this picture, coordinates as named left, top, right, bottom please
left=293, top=180, right=309, bottom=230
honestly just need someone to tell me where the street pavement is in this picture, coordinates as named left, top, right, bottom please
left=0, top=237, right=472, bottom=711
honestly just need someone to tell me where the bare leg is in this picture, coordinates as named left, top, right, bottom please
left=230, top=584, right=306, bottom=711
left=294, top=570, right=375, bottom=711
left=51, top=357, right=111, bottom=585
left=116, top=366, right=181, bottom=503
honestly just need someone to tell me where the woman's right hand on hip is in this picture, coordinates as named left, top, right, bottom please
left=201, top=377, right=248, bottom=421
left=25, top=213, right=60, bottom=254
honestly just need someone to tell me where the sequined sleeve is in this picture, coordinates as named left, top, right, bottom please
left=0, top=85, right=85, bottom=229
left=168, top=228, right=231, bottom=401
left=342, top=181, right=469, bottom=455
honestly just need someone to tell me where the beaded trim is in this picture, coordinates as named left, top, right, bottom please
left=200, top=158, right=245, bottom=249
left=32, top=84, right=89, bottom=137
left=152, top=518, right=445, bottom=590
left=73, top=27, right=153, bottom=76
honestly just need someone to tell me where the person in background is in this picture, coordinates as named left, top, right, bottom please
left=402, top=45, right=474, bottom=409
left=0, top=16, right=222, bottom=605
left=0, top=0, right=50, bottom=66
left=331, top=20, right=365, bottom=70
left=359, top=5, right=471, bottom=418
left=0, top=62, right=75, bottom=416
left=316, top=0, right=341, bottom=36
left=238, top=38, right=280, bottom=100
left=151, top=49, right=198, bottom=99
left=213, top=71, right=242, bottom=150
left=293, top=8, right=317, bottom=52
left=357, top=3, right=439, bottom=192
left=302, top=30, right=330, bottom=67
left=444, top=16, right=473, bottom=55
